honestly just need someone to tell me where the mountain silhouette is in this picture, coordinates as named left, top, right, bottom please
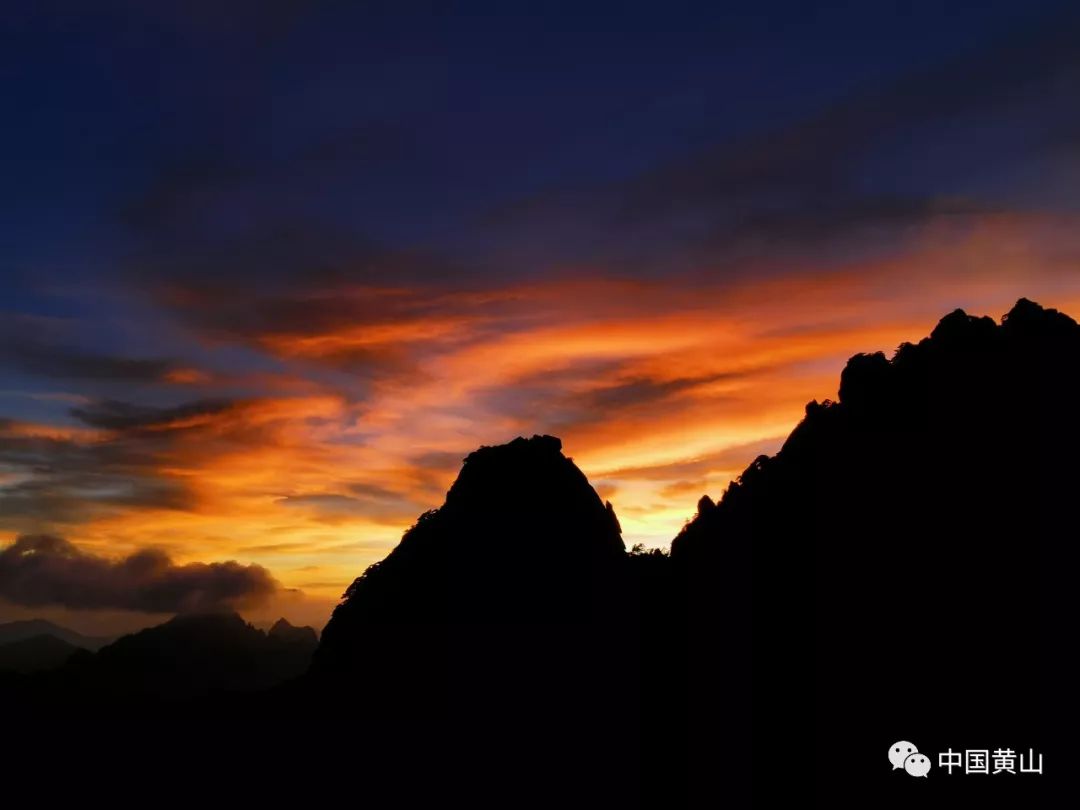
left=671, top=298, right=1078, bottom=806
left=3, top=299, right=1077, bottom=807
left=310, top=433, right=640, bottom=804
left=0, top=633, right=81, bottom=673
left=268, top=617, right=319, bottom=646
left=50, top=611, right=320, bottom=698
left=316, top=434, right=624, bottom=669
left=0, top=619, right=113, bottom=651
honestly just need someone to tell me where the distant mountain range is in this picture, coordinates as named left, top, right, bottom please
left=79, top=612, right=319, bottom=696
left=0, top=613, right=318, bottom=692
left=0, top=619, right=115, bottom=674
left=0, top=619, right=114, bottom=651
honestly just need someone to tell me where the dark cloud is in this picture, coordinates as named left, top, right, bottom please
left=0, top=392, right=333, bottom=532
left=346, top=481, right=407, bottom=500
left=482, top=11, right=1080, bottom=270
left=138, top=221, right=470, bottom=297
left=408, top=450, right=467, bottom=474
left=0, top=335, right=180, bottom=383
left=70, top=398, right=235, bottom=431
left=0, top=477, right=192, bottom=524
left=142, top=264, right=501, bottom=377
left=122, top=120, right=419, bottom=240
left=119, top=148, right=482, bottom=350
left=0, top=420, right=197, bottom=526
left=476, top=362, right=775, bottom=439
left=0, top=397, right=263, bottom=530
left=0, top=534, right=281, bottom=612
left=112, top=10, right=1080, bottom=355
left=578, top=369, right=763, bottom=413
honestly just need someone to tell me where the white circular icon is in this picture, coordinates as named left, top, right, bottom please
left=889, top=741, right=918, bottom=770
left=904, top=753, right=931, bottom=778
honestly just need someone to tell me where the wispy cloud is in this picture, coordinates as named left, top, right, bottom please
left=5, top=5, right=1080, bottom=628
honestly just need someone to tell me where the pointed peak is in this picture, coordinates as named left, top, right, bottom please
left=268, top=617, right=318, bottom=645
left=1004, top=297, right=1045, bottom=321
left=1002, top=297, right=1078, bottom=332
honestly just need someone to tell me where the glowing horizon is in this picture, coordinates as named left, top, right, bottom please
left=6, top=234, right=1080, bottom=631
left=4, top=2, right=1080, bottom=633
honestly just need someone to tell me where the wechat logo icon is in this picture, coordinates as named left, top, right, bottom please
left=889, top=741, right=930, bottom=777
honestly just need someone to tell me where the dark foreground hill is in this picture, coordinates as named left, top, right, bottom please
left=315, top=434, right=625, bottom=668
left=672, top=298, right=1079, bottom=806
left=0, top=633, right=81, bottom=673
left=309, top=434, right=650, bottom=805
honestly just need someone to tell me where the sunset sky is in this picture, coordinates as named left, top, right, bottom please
left=3, top=1, right=1080, bottom=632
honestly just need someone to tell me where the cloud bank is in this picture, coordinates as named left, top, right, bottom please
left=0, top=534, right=282, bottom=613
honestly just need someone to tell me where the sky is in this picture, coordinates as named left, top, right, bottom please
left=3, top=0, right=1080, bottom=633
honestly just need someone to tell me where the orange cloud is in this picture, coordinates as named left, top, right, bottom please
left=6, top=212, right=1080, bottom=628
